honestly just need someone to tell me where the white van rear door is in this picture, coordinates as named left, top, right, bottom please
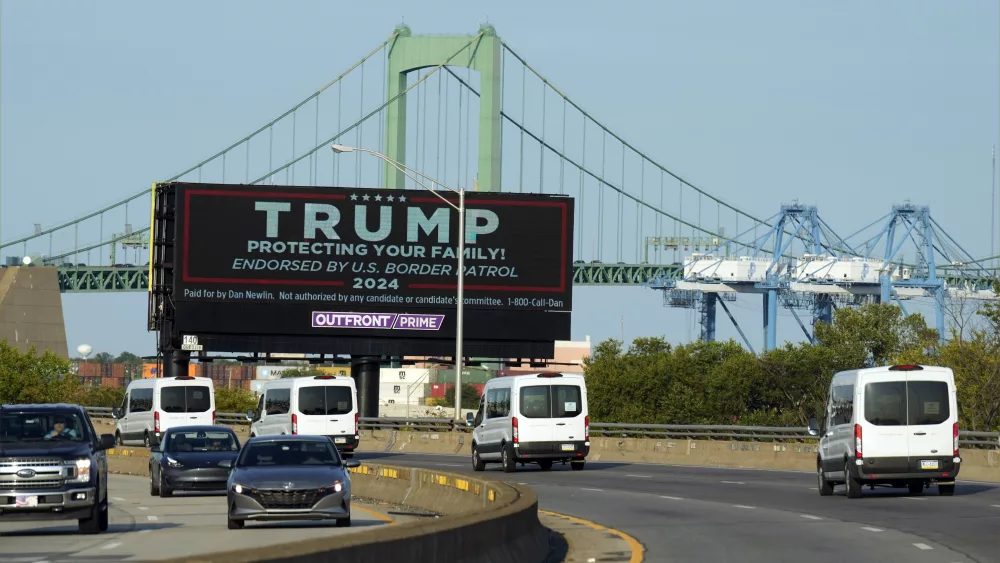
left=904, top=376, right=954, bottom=462
left=517, top=382, right=554, bottom=444
left=159, top=384, right=214, bottom=430
left=550, top=383, right=585, bottom=444
left=296, top=384, right=355, bottom=441
left=858, top=379, right=909, bottom=458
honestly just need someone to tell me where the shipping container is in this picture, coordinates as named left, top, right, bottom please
left=431, top=367, right=493, bottom=384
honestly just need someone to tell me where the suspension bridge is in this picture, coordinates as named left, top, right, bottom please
left=2, top=24, right=998, bottom=352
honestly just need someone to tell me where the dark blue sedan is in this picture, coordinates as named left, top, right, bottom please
left=149, top=425, right=241, bottom=497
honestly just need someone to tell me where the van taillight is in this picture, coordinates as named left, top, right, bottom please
left=292, top=414, right=298, bottom=435
left=154, top=411, right=160, bottom=433
left=953, top=422, right=959, bottom=456
left=854, top=424, right=862, bottom=459
left=512, top=416, right=519, bottom=444
left=584, top=415, right=589, bottom=441
left=354, top=412, right=359, bottom=437
left=212, top=410, right=216, bottom=424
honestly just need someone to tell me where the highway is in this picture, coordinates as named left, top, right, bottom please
left=0, top=474, right=393, bottom=562
left=357, top=451, right=1000, bottom=563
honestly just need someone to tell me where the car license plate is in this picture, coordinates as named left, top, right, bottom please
left=15, top=495, right=38, bottom=507
left=561, top=444, right=575, bottom=452
left=335, top=437, right=346, bottom=444
left=920, top=460, right=939, bottom=470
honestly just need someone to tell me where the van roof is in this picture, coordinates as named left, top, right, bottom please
left=261, top=375, right=357, bottom=388
left=835, top=364, right=955, bottom=382
left=129, top=376, right=214, bottom=386
left=487, top=372, right=585, bottom=384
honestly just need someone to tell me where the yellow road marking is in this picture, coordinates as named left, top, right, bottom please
left=539, top=509, right=644, bottom=563
left=353, top=504, right=396, bottom=526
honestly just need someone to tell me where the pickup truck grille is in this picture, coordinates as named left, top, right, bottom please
left=0, top=458, right=63, bottom=468
left=0, top=457, right=66, bottom=490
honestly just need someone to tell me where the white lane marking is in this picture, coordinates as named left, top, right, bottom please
left=861, top=526, right=883, bottom=532
left=111, top=496, right=125, bottom=501
left=139, top=529, right=152, bottom=533
left=721, top=480, right=745, bottom=485
left=102, top=542, right=123, bottom=550
left=435, top=463, right=461, bottom=467
left=800, top=514, right=822, bottom=520
left=625, top=474, right=651, bottom=478
left=138, top=506, right=148, bottom=511
left=991, top=504, right=1000, bottom=509
left=581, top=488, right=604, bottom=492
left=660, top=495, right=683, bottom=500
left=147, top=515, right=158, bottom=521
left=733, top=504, right=755, bottom=509
left=808, top=487, right=817, bottom=490
left=913, top=543, right=933, bottom=551
left=902, top=496, right=925, bottom=501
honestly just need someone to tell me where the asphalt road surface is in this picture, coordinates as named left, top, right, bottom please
left=0, top=474, right=392, bottom=562
left=357, top=451, right=1000, bottom=563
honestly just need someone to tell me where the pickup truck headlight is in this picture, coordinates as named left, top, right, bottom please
left=166, top=456, right=183, bottom=468
left=69, top=458, right=91, bottom=483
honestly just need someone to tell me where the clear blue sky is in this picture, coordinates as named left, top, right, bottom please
left=1, top=0, right=998, bottom=357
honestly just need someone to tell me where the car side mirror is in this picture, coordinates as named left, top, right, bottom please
left=218, top=459, right=233, bottom=469
left=98, top=434, right=116, bottom=450
left=111, top=407, right=121, bottom=419
left=807, top=417, right=819, bottom=436
left=344, top=459, right=360, bottom=468
left=465, top=412, right=475, bottom=427
left=150, top=445, right=161, bottom=453
left=246, top=409, right=255, bottom=422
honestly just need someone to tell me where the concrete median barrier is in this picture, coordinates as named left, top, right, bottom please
left=357, top=429, right=1000, bottom=482
left=106, top=452, right=549, bottom=563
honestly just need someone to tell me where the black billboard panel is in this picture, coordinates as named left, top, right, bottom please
left=158, top=182, right=573, bottom=358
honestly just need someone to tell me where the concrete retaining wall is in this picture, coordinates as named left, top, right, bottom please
left=356, top=429, right=1000, bottom=482
left=107, top=452, right=549, bottom=563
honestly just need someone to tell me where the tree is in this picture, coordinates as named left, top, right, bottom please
left=442, top=383, right=481, bottom=410
left=92, top=352, right=115, bottom=363
left=0, top=342, right=81, bottom=404
left=280, top=367, right=325, bottom=378
left=115, top=351, right=143, bottom=364
left=813, top=302, right=937, bottom=368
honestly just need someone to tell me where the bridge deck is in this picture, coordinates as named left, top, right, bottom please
left=53, top=265, right=996, bottom=292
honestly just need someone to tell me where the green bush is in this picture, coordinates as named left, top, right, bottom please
left=215, top=386, right=258, bottom=414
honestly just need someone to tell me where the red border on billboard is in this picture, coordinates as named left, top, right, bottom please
left=180, top=189, right=569, bottom=293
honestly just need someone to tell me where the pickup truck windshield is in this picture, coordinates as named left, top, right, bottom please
left=0, top=411, right=88, bottom=443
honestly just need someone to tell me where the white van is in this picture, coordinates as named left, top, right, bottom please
left=808, top=364, right=960, bottom=498
left=466, top=372, right=589, bottom=473
left=248, top=375, right=360, bottom=457
left=113, top=376, right=217, bottom=447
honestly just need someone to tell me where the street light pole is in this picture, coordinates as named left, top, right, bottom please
left=331, top=144, right=467, bottom=422
left=454, top=187, right=465, bottom=420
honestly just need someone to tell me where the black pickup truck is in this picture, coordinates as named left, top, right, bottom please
left=0, top=403, right=116, bottom=533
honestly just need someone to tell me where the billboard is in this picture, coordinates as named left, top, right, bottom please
left=154, top=182, right=573, bottom=358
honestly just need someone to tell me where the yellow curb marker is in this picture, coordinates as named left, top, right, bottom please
left=539, top=509, right=644, bottom=563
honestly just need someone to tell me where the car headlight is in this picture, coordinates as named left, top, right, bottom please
left=233, top=483, right=244, bottom=494
left=166, top=456, right=183, bottom=468
left=70, top=458, right=91, bottom=483
left=324, top=481, right=343, bottom=493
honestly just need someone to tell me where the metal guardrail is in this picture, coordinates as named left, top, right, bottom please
left=81, top=407, right=1000, bottom=448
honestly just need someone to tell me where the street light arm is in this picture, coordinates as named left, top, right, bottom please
left=334, top=145, right=460, bottom=195
left=381, top=158, right=461, bottom=212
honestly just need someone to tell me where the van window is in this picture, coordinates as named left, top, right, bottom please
left=129, top=388, right=153, bottom=413
left=161, top=386, right=212, bottom=413
left=831, top=385, right=854, bottom=426
left=519, top=385, right=583, bottom=419
left=265, top=388, right=291, bottom=415
left=863, top=381, right=950, bottom=426
left=485, top=388, right=510, bottom=418
left=298, top=386, right=353, bottom=416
